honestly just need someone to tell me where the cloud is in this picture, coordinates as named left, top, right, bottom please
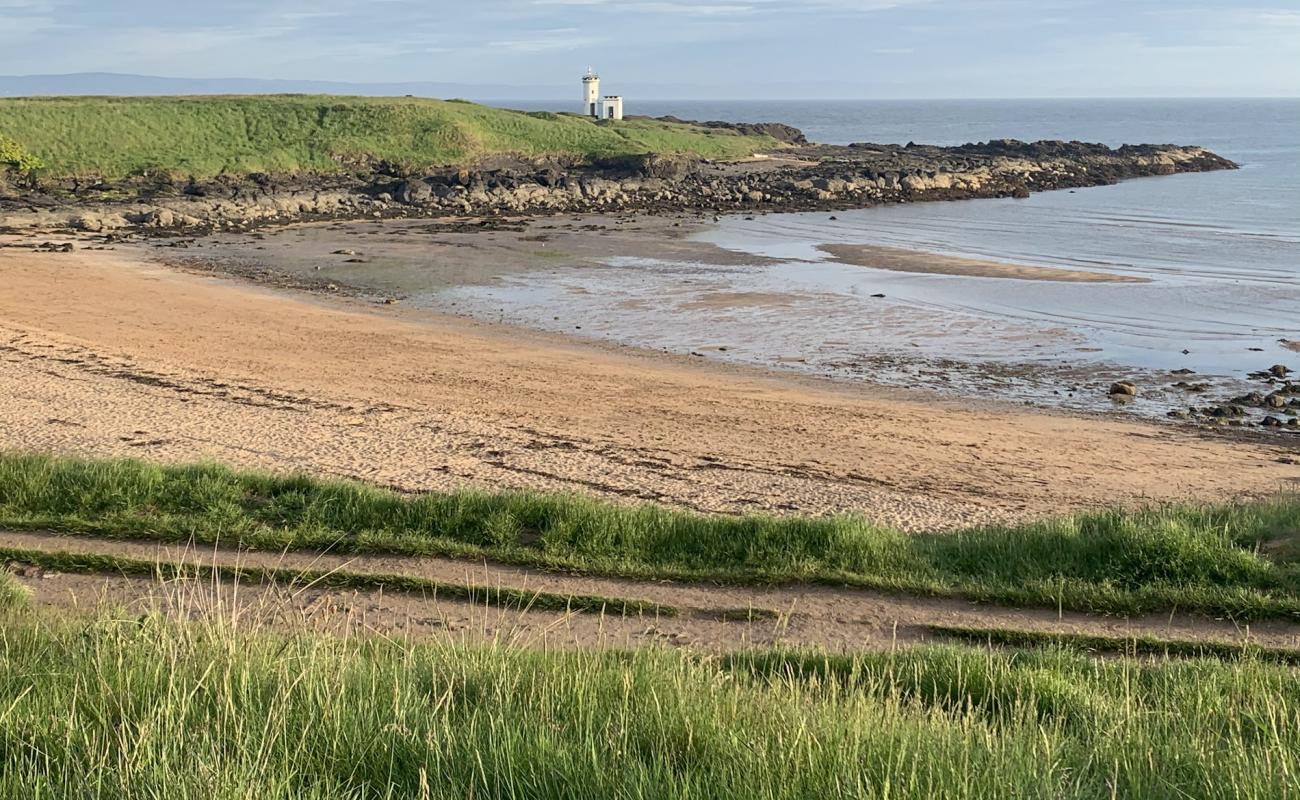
left=0, top=0, right=1295, bottom=97
left=487, top=27, right=605, bottom=51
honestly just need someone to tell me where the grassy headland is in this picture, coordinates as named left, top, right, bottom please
left=2, top=452, right=1299, bottom=619
left=0, top=95, right=777, bottom=180
left=0, top=611, right=1297, bottom=798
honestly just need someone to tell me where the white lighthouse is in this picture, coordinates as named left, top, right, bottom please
left=582, top=67, right=600, bottom=118
left=582, top=67, right=624, bottom=120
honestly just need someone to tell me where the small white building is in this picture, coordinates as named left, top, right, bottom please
left=581, top=67, right=624, bottom=120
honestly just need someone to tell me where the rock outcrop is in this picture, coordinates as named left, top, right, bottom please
left=0, top=134, right=1238, bottom=235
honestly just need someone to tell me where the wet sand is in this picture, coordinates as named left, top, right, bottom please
left=1, top=240, right=1296, bottom=532
left=166, top=213, right=772, bottom=296
left=819, top=243, right=1149, bottom=282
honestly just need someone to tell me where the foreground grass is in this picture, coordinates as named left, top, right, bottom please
left=0, top=611, right=1297, bottom=798
left=0, top=95, right=776, bottom=180
left=3, top=453, right=1300, bottom=620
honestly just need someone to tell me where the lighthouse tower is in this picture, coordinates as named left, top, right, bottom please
left=582, top=67, right=600, bottom=117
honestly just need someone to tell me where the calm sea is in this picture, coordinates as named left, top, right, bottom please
left=454, top=99, right=1300, bottom=408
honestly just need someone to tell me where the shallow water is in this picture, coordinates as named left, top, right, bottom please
left=435, top=100, right=1298, bottom=417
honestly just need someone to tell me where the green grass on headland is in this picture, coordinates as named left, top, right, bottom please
left=0, top=95, right=777, bottom=180
left=2, top=452, right=1299, bottom=620
left=1, top=612, right=1298, bottom=798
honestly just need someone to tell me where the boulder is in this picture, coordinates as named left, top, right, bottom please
left=396, top=180, right=434, bottom=205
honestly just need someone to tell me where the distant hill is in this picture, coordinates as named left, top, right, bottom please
left=0, top=94, right=777, bottom=179
left=0, top=72, right=566, bottom=101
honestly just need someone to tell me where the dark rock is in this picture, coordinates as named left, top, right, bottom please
left=1108, top=381, right=1137, bottom=397
left=1207, top=404, right=1247, bottom=418
left=395, top=179, right=434, bottom=205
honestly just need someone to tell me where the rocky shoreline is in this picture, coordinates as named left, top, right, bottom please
left=0, top=124, right=1237, bottom=234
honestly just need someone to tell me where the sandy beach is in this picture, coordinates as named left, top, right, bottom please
left=2, top=236, right=1296, bottom=532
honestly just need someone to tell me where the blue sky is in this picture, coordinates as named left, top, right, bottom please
left=1, top=0, right=1297, bottom=98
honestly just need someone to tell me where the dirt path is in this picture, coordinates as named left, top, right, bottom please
left=1, top=242, right=1295, bottom=531
left=6, top=530, right=1300, bottom=652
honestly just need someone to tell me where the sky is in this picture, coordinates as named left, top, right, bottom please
left=1, top=0, right=1297, bottom=98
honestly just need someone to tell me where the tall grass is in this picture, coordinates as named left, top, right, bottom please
left=2, top=453, right=1299, bottom=619
left=0, top=571, right=26, bottom=609
left=0, top=611, right=1297, bottom=798
left=0, top=95, right=775, bottom=179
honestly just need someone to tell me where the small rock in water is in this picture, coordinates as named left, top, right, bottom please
left=1270, top=364, right=1292, bottom=378
left=1108, top=381, right=1137, bottom=398
left=870, top=293, right=886, bottom=298
left=1207, top=404, right=1246, bottom=419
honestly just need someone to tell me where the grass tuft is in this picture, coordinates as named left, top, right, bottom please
left=0, top=569, right=27, bottom=609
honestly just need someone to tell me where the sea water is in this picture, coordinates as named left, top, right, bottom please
left=444, top=99, right=1300, bottom=407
